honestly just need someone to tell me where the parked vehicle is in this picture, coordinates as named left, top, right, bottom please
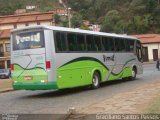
left=0, top=69, right=11, bottom=79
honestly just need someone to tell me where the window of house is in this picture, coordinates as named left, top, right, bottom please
left=37, top=22, right=40, bottom=25
left=0, top=44, right=3, bottom=52
left=5, top=43, right=10, bottom=52
left=25, top=23, right=29, bottom=26
left=0, top=61, right=5, bottom=69
left=7, top=60, right=10, bottom=68
left=14, top=24, right=17, bottom=29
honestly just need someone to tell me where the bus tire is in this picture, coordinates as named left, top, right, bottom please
left=131, top=67, right=137, bottom=80
left=91, top=72, right=100, bottom=89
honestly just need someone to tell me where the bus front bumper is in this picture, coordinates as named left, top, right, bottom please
left=13, top=82, right=58, bottom=90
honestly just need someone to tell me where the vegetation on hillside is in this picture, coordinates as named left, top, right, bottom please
left=0, top=0, right=60, bottom=15
left=68, top=0, right=160, bottom=34
left=0, top=0, right=160, bottom=34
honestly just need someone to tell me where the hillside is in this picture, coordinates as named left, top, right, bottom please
left=0, top=0, right=61, bottom=15
left=67, top=0, right=160, bottom=34
left=0, top=0, right=160, bottom=34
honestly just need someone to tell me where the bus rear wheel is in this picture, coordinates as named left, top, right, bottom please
left=91, top=72, right=100, bottom=89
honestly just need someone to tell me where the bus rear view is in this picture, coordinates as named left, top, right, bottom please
left=11, top=27, right=57, bottom=90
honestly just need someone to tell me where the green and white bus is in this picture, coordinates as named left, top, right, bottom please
left=11, top=26, right=143, bottom=90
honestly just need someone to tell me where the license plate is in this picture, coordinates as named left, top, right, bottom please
left=24, top=76, right=32, bottom=80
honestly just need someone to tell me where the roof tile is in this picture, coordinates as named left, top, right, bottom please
left=131, top=34, right=160, bottom=44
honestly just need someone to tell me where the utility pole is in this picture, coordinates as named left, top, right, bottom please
left=68, top=7, right=71, bottom=28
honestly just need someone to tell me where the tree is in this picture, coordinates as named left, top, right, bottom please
left=71, top=13, right=83, bottom=28
left=146, top=0, right=157, bottom=13
left=101, top=10, right=121, bottom=33
left=127, top=15, right=151, bottom=34
left=54, top=14, right=61, bottom=25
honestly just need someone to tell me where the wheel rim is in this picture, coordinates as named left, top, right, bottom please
left=132, top=69, right=136, bottom=78
left=93, top=75, right=99, bottom=87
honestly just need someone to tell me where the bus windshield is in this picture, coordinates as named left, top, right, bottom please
left=13, top=31, right=45, bottom=51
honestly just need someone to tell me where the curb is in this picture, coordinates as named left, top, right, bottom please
left=0, top=88, right=14, bottom=93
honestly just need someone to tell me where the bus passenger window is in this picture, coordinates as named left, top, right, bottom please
left=129, top=40, right=135, bottom=51
left=94, top=36, right=102, bottom=51
left=125, top=39, right=130, bottom=51
left=86, top=35, right=94, bottom=51
left=55, top=32, right=67, bottom=52
left=115, top=38, right=126, bottom=52
left=77, top=34, right=86, bottom=51
left=68, top=33, right=77, bottom=51
left=114, top=38, right=119, bottom=51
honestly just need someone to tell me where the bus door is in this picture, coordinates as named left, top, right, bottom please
left=11, top=29, right=48, bottom=83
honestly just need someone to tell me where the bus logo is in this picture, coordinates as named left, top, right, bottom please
left=103, top=55, right=115, bottom=62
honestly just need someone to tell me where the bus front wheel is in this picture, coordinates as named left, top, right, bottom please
left=91, top=72, right=100, bottom=89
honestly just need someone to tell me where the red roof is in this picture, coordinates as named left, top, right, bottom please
left=131, top=34, right=160, bottom=44
left=0, top=29, right=11, bottom=39
left=0, top=11, right=54, bottom=25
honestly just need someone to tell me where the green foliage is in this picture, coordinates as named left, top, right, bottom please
left=101, top=10, right=121, bottom=33
left=54, top=14, right=61, bottom=24
left=146, top=0, right=157, bottom=13
left=62, top=20, right=69, bottom=27
left=0, top=0, right=160, bottom=33
left=0, top=0, right=59, bottom=15
left=71, top=13, right=83, bottom=28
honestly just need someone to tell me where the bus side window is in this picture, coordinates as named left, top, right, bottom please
left=77, top=34, right=86, bottom=51
left=68, top=33, right=77, bottom=51
left=114, top=38, right=119, bottom=51
left=94, top=36, right=102, bottom=51
left=102, top=37, right=109, bottom=51
left=121, top=39, right=126, bottom=52
left=55, top=31, right=67, bottom=52
left=86, top=35, right=94, bottom=51
left=129, top=40, right=134, bottom=51
left=125, top=39, right=130, bottom=52
left=102, top=37, right=106, bottom=51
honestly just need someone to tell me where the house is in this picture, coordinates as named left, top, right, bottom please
left=0, top=29, right=10, bottom=69
left=0, top=11, right=55, bottom=30
left=0, top=11, right=55, bottom=69
left=132, top=34, right=160, bottom=62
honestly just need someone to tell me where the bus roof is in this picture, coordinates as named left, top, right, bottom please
left=12, top=25, right=137, bottom=40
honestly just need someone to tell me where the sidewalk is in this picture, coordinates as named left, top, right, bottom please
left=79, top=80, right=160, bottom=114
left=0, top=79, right=13, bottom=93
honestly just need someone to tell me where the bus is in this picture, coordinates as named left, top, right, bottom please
left=11, top=26, right=143, bottom=90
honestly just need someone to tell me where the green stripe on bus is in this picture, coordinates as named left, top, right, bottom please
left=13, top=82, right=58, bottom=90
left=57, top=59, right=134, bottom=89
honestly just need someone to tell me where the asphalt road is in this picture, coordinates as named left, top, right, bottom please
left=0, top=64, right=159, bottom=114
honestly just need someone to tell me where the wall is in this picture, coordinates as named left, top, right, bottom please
left=0, top=24, right=13, bottom=30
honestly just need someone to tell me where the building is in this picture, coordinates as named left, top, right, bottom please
left=0, top=11, right=55, bottom=69
left=83, top=20, right=101, bottom=32
left=132, top=34, right=160, bottom=62
left=0, top=29, right=10, bottom=69
left=0, top=11, right=55, bottom=30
